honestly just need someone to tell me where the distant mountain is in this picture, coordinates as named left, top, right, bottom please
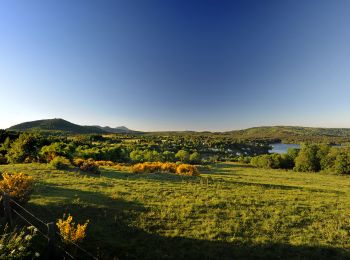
left=92, top=125, right=137, bottom=133
left=8, top=119, right=136, bottom=134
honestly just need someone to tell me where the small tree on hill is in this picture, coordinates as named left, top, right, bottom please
left=175, top=150, right=190, bottom=163
left=294, top=144, right=320, bottom=172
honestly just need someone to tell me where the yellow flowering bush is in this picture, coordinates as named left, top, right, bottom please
left=72, top=158, right=85, bottom=167
left=94, top=160, right=115, bottom=167
left=0, top=172, right=34, bottom=204
left=131, top=162, right=199, bottom=176
left=73, top=158, right=100, bottom=174
left=56, top=214, right=89, bottom=244
left=160, top=162, right=177, bottom=173
left=176, top=164, right=199, bottom=176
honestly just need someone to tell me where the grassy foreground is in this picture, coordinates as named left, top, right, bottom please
left=1, top=163, right=350, bottom=259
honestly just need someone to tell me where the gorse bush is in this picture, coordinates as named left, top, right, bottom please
left=73, top=158, right=85, bottom=167
left=131, top=162, right=163, bottom=173
left=56, top=214, right=89, bottom=244
left=73, top=158, right=100, bottom=174
left=176, top=164, right=199, bottom=176
left=94, top=160, right=115, bottom=167
left=0, top=172, right=34, bottom=205
left=0, top=225, right=39, bottom=259
left=160, top=162, right=177, bottom=173
left=131, top=162, right=199, bottom=176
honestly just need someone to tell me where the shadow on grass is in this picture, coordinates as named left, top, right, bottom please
left=100, top=168, right=200, bottom=184
left=18, top=184, right=350, bottom=260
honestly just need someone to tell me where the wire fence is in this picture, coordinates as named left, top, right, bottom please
left=1, top=193, right=98, bottom=260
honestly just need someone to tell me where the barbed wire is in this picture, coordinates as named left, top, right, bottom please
left=55, top=231, right=98, bottom=260
left=2, top=194, right=98, bottom=260
left=10, top=199, right=47, bottom=227
left=56, top=244, right=75, bottom=259
left=12, top=208, right=48, bottom=239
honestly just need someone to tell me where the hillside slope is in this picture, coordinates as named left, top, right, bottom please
left=8, top=118, right=107, bottom=134
left=228, top=126, right=350, bottom=143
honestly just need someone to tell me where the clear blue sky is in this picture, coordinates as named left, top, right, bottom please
left=1, top=0, right=350, bottom=131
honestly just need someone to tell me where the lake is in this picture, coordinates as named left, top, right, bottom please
left=269, top=143, right=300, bottom=154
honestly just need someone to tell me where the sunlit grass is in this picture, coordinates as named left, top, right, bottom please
left=1, top=162, right=350, bottom=259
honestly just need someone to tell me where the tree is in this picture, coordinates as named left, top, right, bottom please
left=189, top=152, right=201, bottom=164
left=130, top=150, right=144, bottom=163
left=6, top=133, right=42, bottom=163
left=175, top=150, right=190, bottom=163
left=334, top=154, right=350, bottom=174
left=294, top=144, right=320, bottom=172
left=162, top=151, right=175, bottom=162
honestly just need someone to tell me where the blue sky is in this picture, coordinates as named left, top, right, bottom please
left=1, top=0, right=350, bottom=131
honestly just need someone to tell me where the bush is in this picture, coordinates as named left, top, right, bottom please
left=0, top=226, right=39, bottom=259
left=176, top=164, right=199, bottom=176
left=160, top=162, right=177, bottom=173
left=73, top=158, right=85, bottom=167
left=6, top=133, right=42, bottom=164
left=50, top=156, right=71, bottom=170
left=79, top=159, right=100, bottom=174
left=131, top=162, right=162, bottom=173
left=56, top=214, right=89, bottom=244
left=334, top=154, right=350, bottom=174
left=130, top=162, right=198, bottom=175
left=294, top=144, right=320, bottom=172
left=94, top=160, right=115, bottom=167
left=0, top=172, right=34, bottom=205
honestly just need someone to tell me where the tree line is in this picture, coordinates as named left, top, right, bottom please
left=250, top=144, right=350, bottom=174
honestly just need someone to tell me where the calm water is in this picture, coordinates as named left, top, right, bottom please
left=269, top=143, right=300, bottom=154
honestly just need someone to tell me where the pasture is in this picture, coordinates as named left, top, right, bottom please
left=1, top=162, right=350, bottom=259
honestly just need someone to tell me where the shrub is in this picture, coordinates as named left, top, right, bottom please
left=160, top=162, right=177, bottom=173
left=176, top=164, right=199, bottom=176
left=56, top=214, right=89, bottom=244
left=294, top=144, right=320, bottom=172
left=79, top=159, right=100, bottom=174
left=6, top=133, right=41, bottom=164
left=334, top=154, right=350, bottom=174
left=40, top=142, right=75, bottom=162
left=73, top=158, right=85, bottom=167
left=130, top=162, right=199, bottom=176
left=0, top=172, right=34, bottom=205
left=94, top=160, right=115, bottom=167
left=131, top=162, right=162, bottom=173
left=50, top=156, right=71, bottom=170
left=0, top=225, right=39, bottom=259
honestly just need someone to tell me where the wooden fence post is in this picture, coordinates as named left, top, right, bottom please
left=47, top=222, right=56, bottom=259
left=3, top=193, right=12, bottom=228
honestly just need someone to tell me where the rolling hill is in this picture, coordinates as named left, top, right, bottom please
left=227, top=126, right=350, bottom=143
left=7, top=118, right=135, bottom=134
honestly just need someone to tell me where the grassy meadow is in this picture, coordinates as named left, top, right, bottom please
left=1, top=162, right=350, bottom=259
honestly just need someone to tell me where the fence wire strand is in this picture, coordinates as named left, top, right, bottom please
left=10, top=199, right=47, bottom=227
left=55, top=231, right=98, bottom=260
left=12, top=208, right=48, bottom=239
left=2, top=193, right=98, bottom=260
left=57, top=244, right=75, bottom=259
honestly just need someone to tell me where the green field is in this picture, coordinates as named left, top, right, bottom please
left=1, top=163, right=350, bottom=259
